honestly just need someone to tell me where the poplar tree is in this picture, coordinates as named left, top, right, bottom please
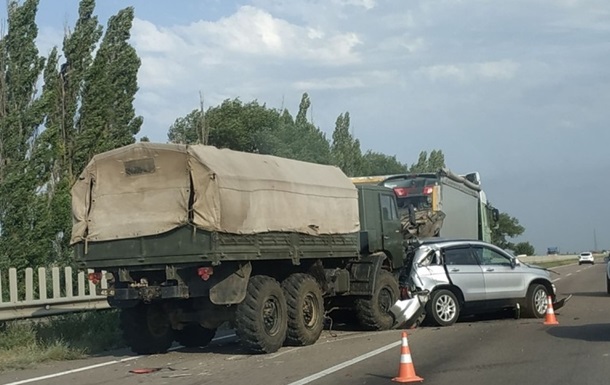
left=75, top=6, right=142, bottom=174
left=331, top=112, right=362, bottom=176
left=0, top=0, right=46, bottom=269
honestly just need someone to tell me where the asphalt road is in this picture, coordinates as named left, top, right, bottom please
left=1, top=261, right=609, bottom=385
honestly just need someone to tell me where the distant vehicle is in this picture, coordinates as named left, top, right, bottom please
left=547, top=247, right=560, bottom=255
left=350, top=169, right=499, bottom=243
left=578, top=252, right=594, bottom=265
left=404, top=239, right=568, bottom=326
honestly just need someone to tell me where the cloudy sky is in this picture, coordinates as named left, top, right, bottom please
left=8, top=0, right=610, bottom=254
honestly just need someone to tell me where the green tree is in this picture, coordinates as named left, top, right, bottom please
left=0, top=0, right=46, bottom=269
left=491, top=212, right=525, bottom=250
left=513, top=242, right=535, bottom=256
left=274, top=93, right=331, bottom=164
left=167, top=93, right=333, bottom=165
left=331, top=112, right=362, bottom=176
left=409, top=150, right=446, bottom=173
left=28, top=0, right=104, bottom=266
left=60, top=0, right=103, bottom=182
left=75, top=6, right=142, bottom=174
left=206, top=99, right=280, bottom=152
left=359, top=151, right=407, bottom=176
left=167, top=109, right=203, bottom=144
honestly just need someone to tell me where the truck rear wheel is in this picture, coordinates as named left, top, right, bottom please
left=174, top=324, right=216, bottom=348
left=282, top=273, right=324, bottom=346
left=235, top=275, right=288, bottom=353
left=355, top=270, right=399, bottom=330
left=120, top=303, right=174, bottom=354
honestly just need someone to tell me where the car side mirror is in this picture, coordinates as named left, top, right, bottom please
left=510, top=258, right=520, bottom=269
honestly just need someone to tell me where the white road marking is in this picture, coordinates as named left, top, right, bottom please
left=566, top=273, right=572, bottom=277
left=552, top=278, right=561, bottom=282
left=4, top=334, right=237, bottom=385
left=286, top=340, right=402, bottom=385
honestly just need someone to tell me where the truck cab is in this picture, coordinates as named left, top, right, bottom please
left=357, top=185, right=404, bottom=270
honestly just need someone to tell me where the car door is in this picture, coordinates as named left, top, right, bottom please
left=472, top=245, right=525, bottom=300
left=442, top=246, right=486, bottom=301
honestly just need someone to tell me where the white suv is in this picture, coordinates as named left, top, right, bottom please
left=405, top=239, right=561, bottom=326
left=578, top=252, right=594, bottom=265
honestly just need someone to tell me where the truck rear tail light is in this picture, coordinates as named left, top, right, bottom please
left=88, top=272, right=102, bottom=285
left=422, top=186, right=434, bottom=195
left=393, top=187, right=409, bottom=197
left=197, top=267, right=214, bottom=281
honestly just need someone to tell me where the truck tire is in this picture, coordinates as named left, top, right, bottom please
left=282, top=273, right=324, bottom=346
left=235, top=275, right=288, bottom=353
left=523, top=284, right=548, bottom=318
left=174, top=324, right=216, bottom=348
left=120, top=303, right=174, bottom=354
left=355, top=270, right=399, bottom=330
left=425, top=289, right=459, bottom=326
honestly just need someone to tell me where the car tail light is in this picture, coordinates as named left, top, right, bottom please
left=422, top=186, right=434, bottom=195
left=197, top=267, right=214, bottom=281
left=393, top=187, right=409, bottom=197
left=88, top=272, right=102, bottom=285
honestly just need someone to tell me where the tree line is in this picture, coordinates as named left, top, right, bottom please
left=0, top=0, right=533, bottom=271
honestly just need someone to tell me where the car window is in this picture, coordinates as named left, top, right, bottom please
left=444, top=247, right=478, bottom=265
left=416, top=248, right=441, bottom=266
left=473, top=246, right=512, bottom=266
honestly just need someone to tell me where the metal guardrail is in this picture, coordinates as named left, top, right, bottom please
left=0, top=267, right=110, bottom=321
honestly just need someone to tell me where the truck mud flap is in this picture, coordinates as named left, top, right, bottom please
left=209, top=262, right=252, bottom=305
left=348, top=253, right=386, bottom=295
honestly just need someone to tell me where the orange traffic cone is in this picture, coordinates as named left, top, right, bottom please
left=392, top=331, right=423, bottom=383
left=543, top=295, right=559, bottom=325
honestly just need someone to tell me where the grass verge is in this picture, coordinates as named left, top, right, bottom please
left=530, top=259, right=577, bottom=269
left=0, top=310, right=124, bottom=372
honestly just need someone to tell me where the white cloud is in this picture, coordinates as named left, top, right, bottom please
left=416, top=60, right=520, bottom=83
left=333, top=0, right=377, bottom=10
left=170, top=6, right=362, bottom=65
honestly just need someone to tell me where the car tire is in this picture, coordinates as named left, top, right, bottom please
left=523, top=283, right=548, bottom=318
left=606, top=275, right=610, bottom=295
left=425, top=289, right=460, bottom=326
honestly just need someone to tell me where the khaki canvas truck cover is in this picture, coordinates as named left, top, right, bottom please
left=71, top=143, right=360, bottom=244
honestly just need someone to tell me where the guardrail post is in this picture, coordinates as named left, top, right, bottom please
left=25, top=268, right=34, bottom=301
left=9, top=268, right=18, bottom=303
left=38, top=267, right=47, bottom=301
left=78, top=271, right=85, bottom=297
left=65, top=267, right=74, bottom=298
left=87, top=269, right=95, bottom=296
left=52, top=267, right=60, bottom=299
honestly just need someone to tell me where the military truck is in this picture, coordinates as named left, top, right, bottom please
left=72, top=143, right=407, bottom=355
left=351, top=169, right=499, bottom=242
